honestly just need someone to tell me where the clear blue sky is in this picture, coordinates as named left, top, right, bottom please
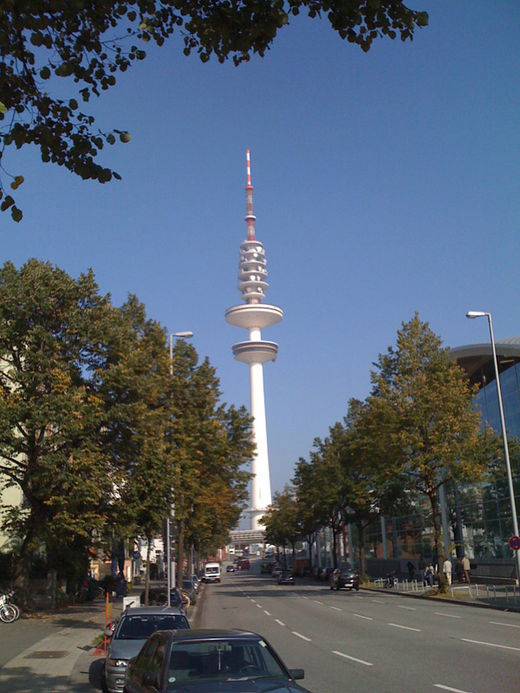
left=3, top=1, right=519, bottom=495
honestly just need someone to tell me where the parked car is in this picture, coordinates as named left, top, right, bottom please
left=329, top=566, right=360, bottom=591
left=104, top=606, right=189, bottom=693
left=140, top=587, right=190, bottom=611
left=124, top=628, right=312, bottom=692
left=278, top=570, right=295, bottom=585
left=181, top=579, right=198, bottom=606
left=226, top=564, right=235, bottom=573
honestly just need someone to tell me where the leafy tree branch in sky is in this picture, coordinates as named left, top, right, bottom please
left=0, top=1, right=428, bottom=220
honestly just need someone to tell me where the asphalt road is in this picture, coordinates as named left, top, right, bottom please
left=199, top=568, right=520, bottom=693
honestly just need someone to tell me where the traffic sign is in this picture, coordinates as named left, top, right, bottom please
left=509, top=536, right=520, bottom=551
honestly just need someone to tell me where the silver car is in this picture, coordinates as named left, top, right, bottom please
left=104, top=606, right=189, bottom=693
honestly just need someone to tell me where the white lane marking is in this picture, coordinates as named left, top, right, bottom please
left=292, top=631, right=312, bottom=642
left=332, top=650, right=373, bottom=667
left=397, top=605, right=416, bottom=611
left=313, top=600, right=323, bottom=605
left=251, top=599, right=257, bottom=603
left=264, top=610, right=271, bottom=616
left=330, top=606, right=342, bottom=611
left=387, top=623, right=421, bottom=632
left=302, top=596, right=309, bottom=599
left=489, top=620, right=520, bottom=629
left=434, top=685, right=472, bottom=693
left=461, top=638, right=520, bottom=652
left=275, top=619, right=285, bottom=626
left=353, top=613, right=373, bottom=621
left=435, top=612, right=461, bottom=619
left=256, top=604, right=262, bottom=608
left=371, top=599, right=384, bottom=604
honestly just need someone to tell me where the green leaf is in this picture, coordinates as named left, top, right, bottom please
left=1, top=195, right=15, bottom=211
left=11, top=206, right=23, bottom=222
left=0, top=102, right=7, bottom=114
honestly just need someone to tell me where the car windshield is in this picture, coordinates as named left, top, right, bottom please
left=166, top=638, right=288, bottom=687
left=116, top=614, right=189, bottom=639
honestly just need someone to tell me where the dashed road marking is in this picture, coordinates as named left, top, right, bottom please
left=461, top=638, right=520, bottom=652
left=435, top=612, right=461, bottom=619
left=292, top=631, right=312, bottom=642
left=397, top=605, right=416, bottom=611
left=275, top=619, right=285, bottom=626
left=488, top=620, right=520, bottom=629
left=387, top=623, right=421, bottom=632
left=332, top=650, right=373, bottom=666
left=263, top=610, right=271, bottom=616
left=330, top=606, right=342, bottom=611
left=353, top=613, right=373, bottom=620
left=434, top=685, right=472, bottom=693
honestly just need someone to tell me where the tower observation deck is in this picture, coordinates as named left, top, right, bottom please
left=225, top=150, right=283, bottom=531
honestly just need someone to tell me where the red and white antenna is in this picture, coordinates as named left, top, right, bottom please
left=245, top=149, right=256, bottom=241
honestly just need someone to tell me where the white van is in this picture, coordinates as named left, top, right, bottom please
left=203, top=562, right=221, bottom=583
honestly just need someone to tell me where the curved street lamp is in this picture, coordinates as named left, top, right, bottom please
left=466, top=311, right=520, bottom=584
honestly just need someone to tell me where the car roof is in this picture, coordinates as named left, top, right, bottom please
left=123, top=606, right=185, bottom=616
left=160, top=628, right=264, bottom=642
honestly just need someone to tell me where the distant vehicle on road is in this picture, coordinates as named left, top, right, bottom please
left=329, top=566, right=359, bottom=591
left=104, top=606, right=189, bottom=693
left=124, top=628, right=312, bottom=692
left=226, top=564, right=235, bottom=573
left=203, top=561, right=221, bottom=583
left=238, top=558, right=250, bottom=570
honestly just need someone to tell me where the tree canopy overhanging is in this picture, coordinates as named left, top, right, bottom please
left=0, top=0, right=428, bottom=221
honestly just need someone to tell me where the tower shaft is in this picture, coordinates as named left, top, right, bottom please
left=225, top=151, right=283, bottom=531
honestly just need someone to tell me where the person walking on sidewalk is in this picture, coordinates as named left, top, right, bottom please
left=462, top=555, right=471, bottom=584
left=443, top=556, right=452, bottom=586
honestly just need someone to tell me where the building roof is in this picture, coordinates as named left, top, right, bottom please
left=450, top=337, right=520, bottom=378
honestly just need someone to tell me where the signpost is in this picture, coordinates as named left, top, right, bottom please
left=508, top=536, right=520, bottom=551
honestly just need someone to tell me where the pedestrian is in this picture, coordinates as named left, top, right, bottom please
left=443, top=556, right=452, bottom=586
left=407, top=561, right=415, bottom=580
left=424, top=563, right=435, bottom=587
left=462, top=555, right=471, bottom=584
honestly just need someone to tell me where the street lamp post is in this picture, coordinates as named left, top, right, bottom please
left=466, top=311, right=520, bottom=584
left=166, top=331, right=193, bottom=605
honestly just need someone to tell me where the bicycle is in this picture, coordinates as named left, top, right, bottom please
left=0, top=591, right=20, bottom=622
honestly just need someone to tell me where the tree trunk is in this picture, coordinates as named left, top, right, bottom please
left=357, top=522, right=367, bottom=576
left=429, top=489, right=447, bottom=592
left=143, top=536, right=152, bottom=605
left=175, top=518, right=184, bottom=588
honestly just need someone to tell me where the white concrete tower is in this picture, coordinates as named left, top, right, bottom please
left=225, top=150, right=283, bottom=530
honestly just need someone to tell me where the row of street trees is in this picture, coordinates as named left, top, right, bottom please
left=0, top=259, right=253, bottom=604
left=262, top=314, right=508, bottom=591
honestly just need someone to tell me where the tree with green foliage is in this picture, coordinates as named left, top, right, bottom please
left=363, top=313, right=503, bottom=590
left=0, top=1, right=428, bottom=220
left=168, top=339, right=252, bottom=585
left=101, top=296, right=173, bottom=605
left=261, top=485, right=301, bottom=567
left=0, top=259, right=128, bottom=599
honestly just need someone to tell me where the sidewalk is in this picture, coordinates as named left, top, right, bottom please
left=0, top=586, right=201, bottom=692
left=363, top=579, right=520, bottom=613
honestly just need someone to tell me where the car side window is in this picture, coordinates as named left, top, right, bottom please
left=136, top=635, right=159, bottom=672
left=150, top=643, right=166, bottom=675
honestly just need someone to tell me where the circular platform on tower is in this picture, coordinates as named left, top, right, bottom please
left=231, top=340, right=279, bottom=364
left=225, top=304, right=283, bottom=329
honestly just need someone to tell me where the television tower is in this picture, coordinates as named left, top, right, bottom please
left=225, top=151, right=283, bottom=531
